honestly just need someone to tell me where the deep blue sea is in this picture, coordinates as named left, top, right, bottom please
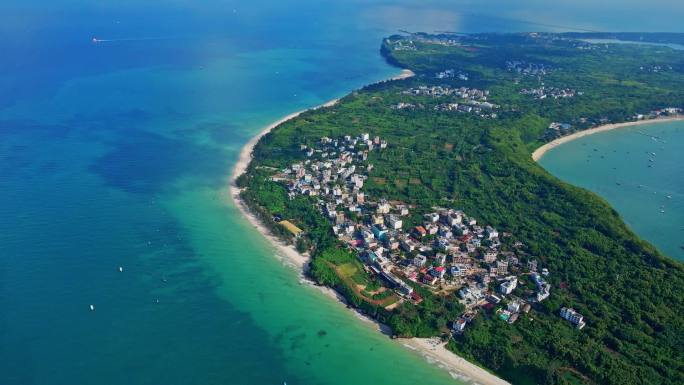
left=1, top=1, right=683, bottom=384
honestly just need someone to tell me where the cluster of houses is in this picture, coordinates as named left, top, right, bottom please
left=384, top=37, right=417, bottom=51
left=453, top=258, right=552, bottom=333
left=403, top=85, right=489, bottom=100
left=634, top=107, right=682, bottom=120
left=390, top=102, right=418, bottom=110
left=272, top=133, right=562, bottom=335
left=506, top=60, right=553, bottom=76
left=434, top=100, right=499, bottom=114
left=271, top=133, right=386, bottom=199
left=393, top=85, right=498, bottom=118
left=640, top=64, right=674, bottom=73
left=539, top=122, right=574, bottom=140
left=385, top=33, right=468, bottom=52
left=408, top=33, right=463, bottom=47
left=435, top=69, right=469, bottom=81
left=542, top=107, right=682, bottom=141
left=574, top=42, right=603, bottom=51
left=520, top=86, right=581, bottom=99
left=490, top=299, right=532, bottom=327
left=543, top=121, right=574, bottom=139
left=433, top=102, right=498, bottom=118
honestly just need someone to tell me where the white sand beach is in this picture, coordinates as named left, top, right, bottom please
left=532, top=116, right=684, bottom=162
left=228, top=67, right=513, bottom=385
left=229, top=69, right=414, bottom=270
left=402, top=338, right=512, bottom=385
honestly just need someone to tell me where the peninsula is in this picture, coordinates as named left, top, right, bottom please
left=234, top=32, right=684, bottom=385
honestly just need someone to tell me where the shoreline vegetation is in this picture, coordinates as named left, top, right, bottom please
left=532, top=115, right=684, bottom=161
left=228, top=85, right=684, bottom=385
left=229, top=68, right=512, bottom=385
left=231, top=31, right=684, bottom=385
left=229, top=69, right=415, bottom=270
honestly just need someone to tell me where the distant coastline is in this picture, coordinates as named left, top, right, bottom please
left=532, top=115, right=684, bottom=162
left=228, top=68, right=511, bottom=385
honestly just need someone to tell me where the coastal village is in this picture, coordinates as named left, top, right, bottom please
left=260, top=35, right=683, bottom=343
left=236, top=32, right=684, bottom=385
left=542, top=107, right=683, bottom=140
left=383, top=33, right=463, bottom=52
left=520, top=86, right=581, bottom=99
left=269, top=132, right=590, bottom=336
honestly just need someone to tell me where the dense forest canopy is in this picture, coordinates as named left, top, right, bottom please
left=238, top=32, right=684, bottom=385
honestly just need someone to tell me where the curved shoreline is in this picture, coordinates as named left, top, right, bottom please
left=229, top=68, right=415, bottom=270
left=532, top=116, right=684, bottom=162
left=229, top=69, right=415, bottom=271
left=228, top=68, right=511, bottom=385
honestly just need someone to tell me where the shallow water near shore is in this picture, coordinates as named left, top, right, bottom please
left=2, top=1, right=683, bottom=384
left=539, top=121, right=684, bottom=261
left=0, top=2, right=465, bottom=384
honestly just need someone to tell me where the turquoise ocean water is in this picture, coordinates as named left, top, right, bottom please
left=539, top=121, right=684, bottom=261
left=1, top=1, right=683, bottom=384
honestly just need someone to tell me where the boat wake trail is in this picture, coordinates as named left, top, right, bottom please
left=91, top=36, right=177, bottom=43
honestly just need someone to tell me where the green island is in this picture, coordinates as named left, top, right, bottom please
left=236, top=32, right=684, bottom=385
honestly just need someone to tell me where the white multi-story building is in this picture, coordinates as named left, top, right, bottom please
left=560, top=307, right=586, bottom=330
left=452, top=318, right=467, bottom=333
left=450, top=265, right=467, bottom=277
left=499, top=278, right=517, bottom=295
left=413, top=254, right=427, bottom=267
left=387, top=214, right=403, bottom=230
left=536, top=286, right=550, bottom=302
left=426, top=213, right=440, bottom=223
left=485, top=225, right=499, bottom=239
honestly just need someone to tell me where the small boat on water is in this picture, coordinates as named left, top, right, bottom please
left=89, top=304, right=95, bottom=311
left=118, top=266, right=124, bottom=272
